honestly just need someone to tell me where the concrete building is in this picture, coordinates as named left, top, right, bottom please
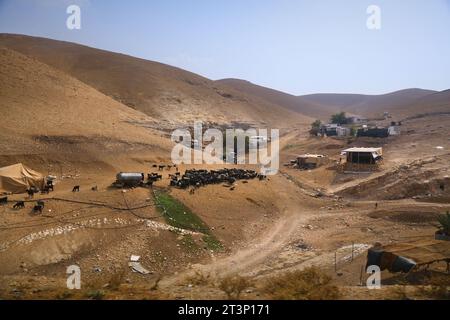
left=347, top=115, right=368, bottom=124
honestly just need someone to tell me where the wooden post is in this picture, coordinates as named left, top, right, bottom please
left=351, top=242, right=354, bottom=262
left=359, top=264, right=364, bottom=286
left=334, top=251, right=337, bottom=272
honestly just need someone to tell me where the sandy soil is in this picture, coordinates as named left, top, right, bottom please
left=0, top=37, right=449, bottom=300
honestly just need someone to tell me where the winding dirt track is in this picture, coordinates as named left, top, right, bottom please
left=159, top=180, right=317, bottom=288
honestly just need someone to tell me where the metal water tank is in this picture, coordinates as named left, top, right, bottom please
left=116, top=172, right=144, bottom=186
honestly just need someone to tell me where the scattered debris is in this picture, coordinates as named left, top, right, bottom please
left=130, top=255, right=140, bottom=262
left=128, top=262, right=151, bottom=275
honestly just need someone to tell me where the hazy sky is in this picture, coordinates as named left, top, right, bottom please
left=0, top=0, right=449, bottom=95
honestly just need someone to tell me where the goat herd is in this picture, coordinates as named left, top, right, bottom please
left=0, top=179, right=56, bottom=214
left=1, top=190, right=49, bottom=214
left=145, top=166, right=266, bottom=191
left=168, top=168, right=266, bottom=190
left=0, top=165, right=266, bottom=214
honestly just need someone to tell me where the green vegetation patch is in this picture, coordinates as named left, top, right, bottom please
left=154, top=189, right=223, bottom=251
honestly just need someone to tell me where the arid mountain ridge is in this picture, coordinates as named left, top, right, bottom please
left=1, top=34, right=448, bottom=128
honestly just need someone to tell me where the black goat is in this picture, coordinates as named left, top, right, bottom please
left=26, top=189, right=35, bottom=199
left=41, top=186, right=50, bottom=194
left=72, top=185, right=80, bottom=192
left=33, top=204, right=44, bottom=214
left=0, top=196, right=7, bottom=205
left=13, top=201, right=25, bottom=209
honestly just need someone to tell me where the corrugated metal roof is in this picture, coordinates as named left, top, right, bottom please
left=342, top=147, right=382, bottom=153
left=297, top=154, right=326, bottom=158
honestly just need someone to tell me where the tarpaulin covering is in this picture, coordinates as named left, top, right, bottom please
left=0, top=163, right=45, bottom=194
left=366, top=239, right=450, bottom=273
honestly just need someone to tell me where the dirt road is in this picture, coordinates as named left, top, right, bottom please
left=159, top=176, right=320, bottom=288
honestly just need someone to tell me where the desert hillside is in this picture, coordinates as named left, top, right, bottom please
left=218, top=78, right=448, bottom=120
left=396, top=89, right=450, bottom=118
left=300, top=89, right=438, bottom=118
left=0, top=34, right=311, bottom=129
left=217, top=78, right=333, bottom=120
left=0, top=34, right=449, bottom=302
left=0, top=47, right=172, bottom=169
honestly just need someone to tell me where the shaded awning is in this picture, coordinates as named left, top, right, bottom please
left=366, top=239, right=450, bottom=273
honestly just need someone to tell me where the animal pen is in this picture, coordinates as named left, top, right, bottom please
left=341, top=147, right=383, bottom=173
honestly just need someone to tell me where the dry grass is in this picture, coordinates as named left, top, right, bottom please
left=418, top=273, right=450, bottom=300
left=149, top=275, right=162, bottom=291
left=184, top=270, right=212, bottom=286
left=107, top=268, right=126, bottom=291
left=217, top=275, right=252, bottom=300
left=262, top=267, right=340, bottom=300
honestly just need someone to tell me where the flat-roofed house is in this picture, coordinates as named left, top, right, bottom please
left=347, top=115, right=368, bottom=124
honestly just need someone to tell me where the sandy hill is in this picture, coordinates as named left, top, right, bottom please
left=218, top=79, right=447, bottom=120
left=300, top=89, right=438, bottom=118
left=0, top=34, right=310, bottom=129
left=217, top=78, right=333, bottom=120
left=0, top=47, right=172, bottom=169
left=396, top=89, right=450, bottom=118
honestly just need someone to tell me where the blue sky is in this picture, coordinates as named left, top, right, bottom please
left=0, top=0, right=449, bottom=95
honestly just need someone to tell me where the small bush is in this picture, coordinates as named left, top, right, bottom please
left=437, top=211, right=450, bottom=235
left=203, top=234, right=223, bottom=251
left=185, top=270, right=211, bottom=286
left=55, top=290, right=73, bottom=300
left=262, top=267, right=340, bottom=300
left=86, top=290, right=105, bottom=300
left=218, top=275, right=252, bottom=300
left=108, top=269, right=126, bottom=291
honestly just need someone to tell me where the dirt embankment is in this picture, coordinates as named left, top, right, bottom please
left=334, top=155, right=450, bottom=201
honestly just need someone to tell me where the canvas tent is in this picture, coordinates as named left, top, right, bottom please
left=0, top=163, right=45, bottom=194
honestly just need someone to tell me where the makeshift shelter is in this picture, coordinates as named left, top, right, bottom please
left=366, top=240, right=450, bottom=274
left=336, top=126, right=351, bottom=137
left=323, top=124, right=339, bottom=136
left=388, top=125, right=401, bottom=136
left=0, top=163, right=45, bottom=194
left=357, top=127, right=389, bottom=138
left=296, top=154, right=329, bottom=169
left=343, top=147, right=382, bottom=165
left=341, top=147, right=383, bottom=172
